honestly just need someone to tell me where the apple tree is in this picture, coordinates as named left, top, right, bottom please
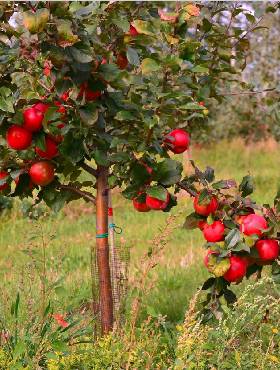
left=0, top=1, right=257, bottom=333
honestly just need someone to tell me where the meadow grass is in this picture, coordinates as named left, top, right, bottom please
left=0, top=139, right=279, bottom=327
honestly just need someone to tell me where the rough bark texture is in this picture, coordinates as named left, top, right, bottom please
left=96, top=166, right=113, bottom=334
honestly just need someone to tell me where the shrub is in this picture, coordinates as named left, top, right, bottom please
left=175, top=277, right=280, bottom=370
left=47, top=319, right=173, bottom=369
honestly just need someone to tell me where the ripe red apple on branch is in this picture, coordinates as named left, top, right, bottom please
left=203, top=220, right=225, bottom=242
left=193, top=193, right=218, bottom=216
left=240, top=214, right=268, bottom=237
left=146, top=192, right=170, bottom=210
left=255, top=239, right=279, bottom=261
left=23, top=106, right=44, bottom=132
left=6, top=125, right=32, bottom=150
left=164, top=129, right=190, bottom=154
left=29, top=161, right=55, bottom=186
left=133, top=192, right=150, bottom=212
left=223, top=255, right=247, bottom=283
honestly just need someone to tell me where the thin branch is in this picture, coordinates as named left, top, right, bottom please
left=58, top=184, right=96, bottom=204
left=80, top=162, right=98, bottom=177
left=218, top=88, right=276, bottom=96
left=232, top=16, right=264, bottom=48
left=177, top=182, right=197, bottom=197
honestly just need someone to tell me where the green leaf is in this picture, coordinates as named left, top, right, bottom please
left=33, top=131, right=46, bottom=151
left=99, top=63, right=121, bottom=82
left=109, top=152, right=130, bottom=163
left=225, top=228, right=242, bottom=249
left=141, top=58, right=160, bottom=75
left=0, top=96, right=14, bottom=113
left=146, top=185, right=167, bottom=201
left=56, top=19, right=79, bottom=46
left=183, top=212, right=203, bottom=229
left=112, top=17, right=129, bottom=32
left=239, top=175, right=254, bottom=197
left=212, top=179, right=237, bottom=190
left=60, top=134, right=85, bottom=164
left=154, top=159, right=182, bottom=186
left=202, top=277, right=216, bottom=290
left=191, top=65, right=209, bottom=73
left=232, top=242, right=250, bottom=253
left=22, top=8, right=49, bottom=34
left=94, top=148, right=109, bottom=166
left=224, top=289, right=237, bottom=304
left=132, top=20, right=154, bottom=35
left=70, top=47, right=93, bottom=63
left=115, top=110, right=134, bottom=121
left=122, top=183, right=141, bottom=200
left=79, top=107, right=99, bottom=126
left=42, top=106, right=61, bottom=126
left=126, top=47, right=140, bottom=66
left=180, top=102, right=205, bottom=110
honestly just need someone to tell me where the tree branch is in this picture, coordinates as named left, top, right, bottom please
left=177, top=182, right=197, bottom=197
left=218, top=88, right=276, bottom=96
left=80, top=162, right=98, bottom=177
left=58, top=184, right=96, bottom=204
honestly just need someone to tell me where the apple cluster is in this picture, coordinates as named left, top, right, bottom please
left=193, top=193, right=279, bottom=283
left=133, top=129, right=190, bottom=212
left=5, top=101, right=61, bottom=187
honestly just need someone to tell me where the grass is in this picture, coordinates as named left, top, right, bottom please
left=0, top=139, right=279, bottom=367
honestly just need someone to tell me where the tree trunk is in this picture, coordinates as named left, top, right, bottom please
left=96, top=166, right=113, bottom=334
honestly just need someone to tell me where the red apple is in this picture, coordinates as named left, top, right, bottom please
left=129, top=25, right=139, bottom=36
left=146, top=191, right=170, bottom=210
left=33, top=102, right=49, bottom=113
left=23, top=107, right=44, bottom=132
left=29, top=161, right=55, bottom=186
left=35, top=136, right=58, bottom=159
left=203, top=220, right=225, bottom=243
left=223, top=255, right=247, bottom=283
left=240, top=214, right=268, bottom=237
left=193, top=193, right=218, bottom=216
left=6, top=125, right=32, bottom=150
left=198, top=220, right=207, bottom=230
left=255, top=239, right=279, bottom=261
left=133, top=193, right=150, bottom=212
left=78, top=82, right=101, bottom=101
left=0, top=171, right=8, bottom=191
left=164, top=129, right=190, bottom=154
left=116, top=53, right=128, bottom=70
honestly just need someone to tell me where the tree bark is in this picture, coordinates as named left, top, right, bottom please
left=95, top=166, right=113, bottom=334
